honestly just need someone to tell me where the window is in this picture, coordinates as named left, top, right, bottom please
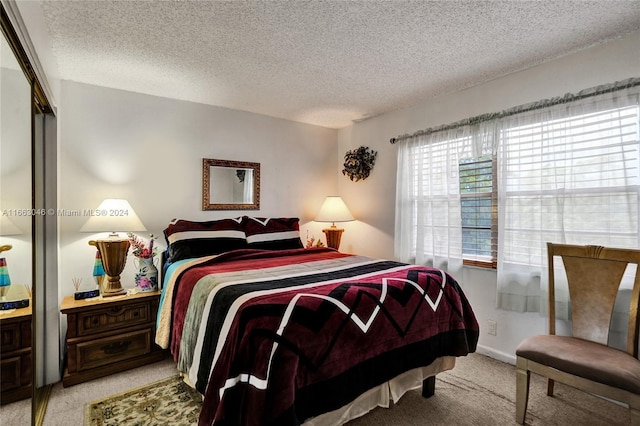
left=459, top=156, right=497, bottom=267
left=395, top=79, right=640, bottom=294
left=500, top=104, right=640, bottom=269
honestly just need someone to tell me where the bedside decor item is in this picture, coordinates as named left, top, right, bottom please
left=133, top=257, right=158, bottom=292
left=0, top=217, right=22, bottom=303
left=72, top=276, right=100, bottom=300
left=80, top=199, right=147, bottom=297
left=342, top=146, right=377, bottom=181
left=128, top=233, right=157, bottom=259
left=129, top=233, right=159, bottom=292
left=73, top=289, right=100, bottom=301
left=305, top=230, right=325, bottom=248
left=0, top=281, right=30, bottom=310
left=0, top=297, right=30, bottom=310
left=314, top=196, right=355, bottom=250
left=92, top=250, right=106, bottom=291
left=72, top=277, right=82, bottom=292
left=0, top=245, right=12, bottom=301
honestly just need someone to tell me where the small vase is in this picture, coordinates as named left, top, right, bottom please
left=134, top=257, right=158, bottom=292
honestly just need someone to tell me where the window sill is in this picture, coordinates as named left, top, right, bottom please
left=462, top=259, right=496, bottom=269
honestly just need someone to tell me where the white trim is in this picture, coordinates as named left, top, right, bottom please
left=476, top=344, right=515, bottom=365
left=1, top=0, right=57, bottom=112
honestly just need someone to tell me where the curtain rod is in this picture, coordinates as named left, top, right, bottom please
left=389, top=77, right=640, bottom=144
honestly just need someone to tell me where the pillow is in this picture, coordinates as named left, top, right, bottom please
left=242, top=217, right=304, bottom=250
left=163, top=218, right=247, bottom=262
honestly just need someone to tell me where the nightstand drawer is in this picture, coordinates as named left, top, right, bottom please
left=0, top=351, right=31, bottom=392
left=0, top=356, right=22, bottom=391
left=1, top=317, right=30, bottom=353
left=77, top=301, right=152, bottom=337
left=1, top=323, right=22, bottom=352
left=74, top=328, right=152, bottom=372
left=0, top=308, right=32, bottom=404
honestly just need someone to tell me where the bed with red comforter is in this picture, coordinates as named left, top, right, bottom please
left=155, top=218, right=479, bottom=426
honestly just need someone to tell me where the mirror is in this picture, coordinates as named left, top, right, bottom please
left=2, top=7, right=55, bottom=425
left=0, top=15, right=34, bottom=418
left=203, top=158, right=260, bottom=210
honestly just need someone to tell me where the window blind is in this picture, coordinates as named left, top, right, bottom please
left=459, top=156, right=496, bottom=264
left=500, top=105, right=640, bottom=268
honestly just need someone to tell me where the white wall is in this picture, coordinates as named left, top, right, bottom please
left=337, top=31, right=640, bottom=363
left=57, top=81, right=338, bottom=297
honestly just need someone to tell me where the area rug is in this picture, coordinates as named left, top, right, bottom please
left=84, top=375, right=202, bottom=426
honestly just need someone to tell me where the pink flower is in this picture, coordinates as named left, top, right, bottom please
left=127, top=233, right=157, bottom=258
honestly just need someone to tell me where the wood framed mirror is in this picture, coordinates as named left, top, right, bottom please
left=202, top=158, right=260, bottom=210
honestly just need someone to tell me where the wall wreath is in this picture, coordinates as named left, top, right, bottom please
left=342, top=146, right=377, bottom=182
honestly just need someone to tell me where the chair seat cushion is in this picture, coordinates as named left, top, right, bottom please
left=516, top=335, right=640, bottom=394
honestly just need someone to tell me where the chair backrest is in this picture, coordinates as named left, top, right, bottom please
left=547, top=242, right=640, bottom=357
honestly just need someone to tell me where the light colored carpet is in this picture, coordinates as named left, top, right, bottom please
left=349, top=353, right=628, bottom=425
left=80, top=353, right=628, bottom=426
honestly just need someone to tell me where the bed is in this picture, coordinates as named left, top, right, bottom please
left=155, top=217, right=479, bottom=426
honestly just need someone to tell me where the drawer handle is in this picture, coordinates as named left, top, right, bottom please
left=109, top=306, right=124, bottom=315
left=101, top=340, right=131, bottom=354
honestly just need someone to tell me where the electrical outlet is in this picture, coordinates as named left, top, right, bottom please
left=487, top=320, right=497, bottom=336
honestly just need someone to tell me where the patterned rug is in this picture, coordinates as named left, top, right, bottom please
left=84, top=375, right=202, bottom=426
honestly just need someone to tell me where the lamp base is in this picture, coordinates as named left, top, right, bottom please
left=91, top=238, right=130, bottom=297
left=101, top=272, right=127, bottom=297
left=322, top=227, right=344, bottom=250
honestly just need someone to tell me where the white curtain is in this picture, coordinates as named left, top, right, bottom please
left=394, top=124, right=496, bottom=276
left=496, top=82, right=640, bottom=316
left=394, top=78, right=640, bottom=323
left=243, top=169, right=253, bottom=204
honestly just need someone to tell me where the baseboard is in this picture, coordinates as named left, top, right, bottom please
left=475, top=344, right=516, bottom=365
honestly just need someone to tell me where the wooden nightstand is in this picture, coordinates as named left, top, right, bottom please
left=0, top=304, right=32, bottom=404
left=60, top=290, right=165, bottom=387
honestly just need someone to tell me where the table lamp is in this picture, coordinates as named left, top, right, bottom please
left=80, top=199, right=146, bottom=297
left=315, top=196, right=355, bottom=250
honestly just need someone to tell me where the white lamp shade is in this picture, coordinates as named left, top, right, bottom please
left=315, top=196, right=355, bottom=224
left=0, top=215, right=22, bottom=236
left=80, top=199, right=146, bottom=234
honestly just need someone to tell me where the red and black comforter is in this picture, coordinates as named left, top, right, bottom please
left=156, top=247, right=479, bottom=426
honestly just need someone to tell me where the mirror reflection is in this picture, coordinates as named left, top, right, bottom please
left=0, top=24, right=34, bottom=412
left=203, top=159, right=260, bottom=210
left=209, top=166, right=254, bottom=204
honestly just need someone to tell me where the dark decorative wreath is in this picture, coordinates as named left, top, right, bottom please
left=342, top=146, right=377, bottom=182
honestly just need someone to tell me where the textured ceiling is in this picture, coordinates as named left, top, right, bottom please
left=26, top=0, right=640, bottom=129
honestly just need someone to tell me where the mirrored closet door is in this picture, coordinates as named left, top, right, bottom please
left=0, top=9, right=34, bottom=416
left=1, top=5, right=56, bottom=425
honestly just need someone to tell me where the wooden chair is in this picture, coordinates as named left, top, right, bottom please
left=515, top=243, right=640, bottom=425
